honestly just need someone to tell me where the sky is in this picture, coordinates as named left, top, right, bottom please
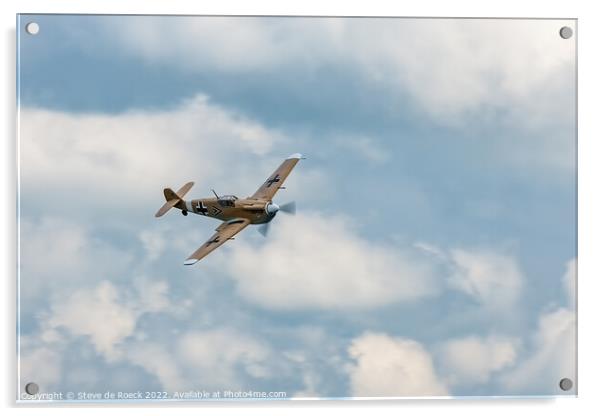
left=17, top=15, right=576, bottom=400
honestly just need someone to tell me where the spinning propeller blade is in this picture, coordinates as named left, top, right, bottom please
left=258, top=223, right=271, bottom=237
left=279, top=201, right=296, bottom=215
left=258, top=201, right=296, bottom=237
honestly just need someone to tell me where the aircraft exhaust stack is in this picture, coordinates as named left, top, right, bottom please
left=155, top=181, right=194, bottom=217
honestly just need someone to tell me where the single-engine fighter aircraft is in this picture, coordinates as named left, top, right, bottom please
left=155, top=153, right=304, bottom=265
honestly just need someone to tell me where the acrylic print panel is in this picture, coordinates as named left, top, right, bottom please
left=17, top=15, right=576, bottom=401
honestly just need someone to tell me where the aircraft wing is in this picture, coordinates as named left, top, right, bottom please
left=250, top=153, right=303, bottom=200
left=184, top=218, right=250, bottom=265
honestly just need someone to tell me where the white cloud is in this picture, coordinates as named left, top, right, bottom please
left=438, top=335, right=519, bottom=386
left=22, top=274, right=276, bottom=394
left=347, top=332, right=448, bottom=397
left=139, top=228, right=167, bottom=262
left=447, top=248, right=523, bottom=314
left=225, top=220, right=525, bottom=314
left=413, top=241, right=446, bottom=259
left=105, top=18, right=574, bottom=129
left=19, top=346, right=62, bottom=393
left=281, top=326, right=349, bottom=398
left=499, top=258, right=576, bottom=394
left=19, top=95, right=285, bottom=207
left=95, top=18, right=575, bottom=174
left=563, top=258, right=576, bottom=308
left=125, top=342, right=187, bottom=392
left=177, top=329, right=271, bottom=388
left=224, top=212, right=440, bottom=310
left=47, top=281, right=136, bottom=360
left=415, top=242, right=524, bottom=314
left=132, top=278, right=170, bottom=314
left=18, top=214, right=175, bottom=393
left=123, top=328, right=274, bottom=392
left=355, top=19, right=574, bottom=129
left=19, top=217, right=89, bottom=296
left=106, top=17, right=339, bottom=73
left=46, top=280, right=170, bottom=360
left=500, top=307, right=575, bottom=394
left=19, top=217, right=134, bottom=302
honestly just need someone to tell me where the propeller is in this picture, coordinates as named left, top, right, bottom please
left=279, top=201, right=296, bottom=215
left=257, top=201, right=296, bottom=237
left=258, top=222, right=271, bottom=237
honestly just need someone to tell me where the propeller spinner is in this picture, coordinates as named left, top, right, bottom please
left=258, top=201, right=296, bottom=236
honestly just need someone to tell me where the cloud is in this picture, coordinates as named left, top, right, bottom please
left=124, top=342, right=187, bottom=392
left=177, top=329, right=271, bottom=388
left=18, top=214, right=178, bottom=394
left=223, top=212, right=440, bottom=310
left=563, top=258, right=576, bottom=308
left=447, top=248, right=523, bottom=314
left=132, top=278, right=170, bottom=314
left=105, top=17, right=338, bottom=73
left=415, top=243, right=524, bottom=315
left=281, top=326, right=350, bottom=398
left=19, top=94, right=286, bottom=208
left=438, top=335, right=519, bottom=386
left=90, top=17, right=576, bottom=175
left=46, top=280, right=170, bottom=360
left=124, top=328, right=274, bottom=392
left=19, top=345, right=63, bottom=394
left=353, top=19, right=575, bottom=129
left=19, top=217, right=91, bottom=298
left=500, top=308, right=575, bottom=394
left=21, top=275, right=277, bottom=394
left=225, top=221, right=525, bottom=315
left=139, top=228, right=167, bottom=262
left=499, top=258, right=576, bottom=394
left=19, top=217, right=134, bottom=302
left=347, top=332, right=448, bottom=397
left=104, top=18, right=574, bottom=129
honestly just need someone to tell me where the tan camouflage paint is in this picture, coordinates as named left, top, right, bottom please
left=155, top=154, right=302, bottom=264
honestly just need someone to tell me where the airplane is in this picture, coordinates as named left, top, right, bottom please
left=154, top=153, right=304, bottom=265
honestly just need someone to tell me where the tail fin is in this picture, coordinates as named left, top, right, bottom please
left=155, top=181, right=194, bottom=218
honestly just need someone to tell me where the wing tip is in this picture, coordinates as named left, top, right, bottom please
left=286, top=152, right=303, bottom=160
left=183, top=258, right=199, bottom=266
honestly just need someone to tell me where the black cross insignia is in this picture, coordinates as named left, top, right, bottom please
left=205, top=236, right=220, bottom=247
left=266, top=174, right=281, bottom=187
left=195, top=201, right=208, bottom=215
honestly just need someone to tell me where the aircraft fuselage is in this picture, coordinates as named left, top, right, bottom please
left=180, top=196, right=277, bottom=224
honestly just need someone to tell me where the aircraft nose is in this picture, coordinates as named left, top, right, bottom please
left=266, top=203, right=280, bottom=214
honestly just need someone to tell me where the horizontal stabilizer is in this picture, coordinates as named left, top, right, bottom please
left=155, top=181, right=194, bottom=218
left=155, top=198, right=180, bottom=218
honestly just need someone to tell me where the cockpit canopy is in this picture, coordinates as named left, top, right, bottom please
left=217, top=194, right=238, bottom=207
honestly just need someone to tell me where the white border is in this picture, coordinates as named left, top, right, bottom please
left=2, top=0, right=601, bottom=415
